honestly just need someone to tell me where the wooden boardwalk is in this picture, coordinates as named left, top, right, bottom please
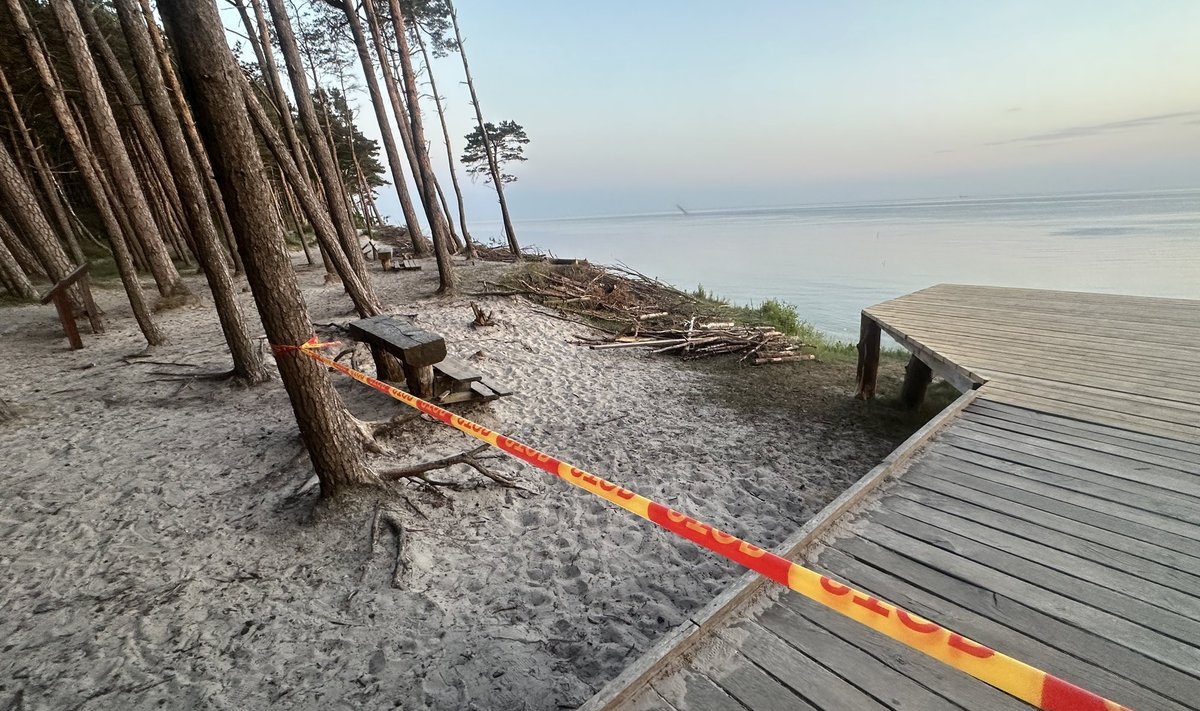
left=582, top=285, right=1200, bottom=711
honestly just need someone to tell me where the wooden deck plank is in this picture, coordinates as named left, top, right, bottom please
left=979, top=387, right=1200, bottom=439
left=899, top=474, right=1200, bottom=588
left=860, top=515, right=1200, bottom=668
left=880, top=492, right=1200, bottom=617
left=652, top=669, right=750, bottom=711
left=704, top=647, right=819, bottom=711
left=932, top=444, right=1200, bottom=537
left=849, top=526, right=1200, bottom=682
left=719, top=622, right=889, bottom=711
left=940, top=425, right=1200, bottom=502
left=818, top=544, right=1197, bottom=710
left=967, top=399, right=1200, bottom=458
left=756, top=603, right=969, bottom=710
left=765, top=591, right=1030, bottom=711
left=869, top=300, right=1200, bottom=342
left=959, top=409, right=1200, bottom=472
left=917, top=452, right=1200, bottom=559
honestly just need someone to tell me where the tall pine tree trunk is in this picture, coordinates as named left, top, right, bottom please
left=0, top=66, right=85, bottom=266
left=242, top=81, right=379, bottom=318
left=414, top=28, right=475, bottom=257
left=387, top=2, right=456, bottom=293
left=7, top=0, right=206, bottom=346
left=338, top=0, right=427, bottom=255
left=448, top=0, right=521, bottom=257
left=0, top=139, right=95, bottom=325
left=115, top=0, right=267, bottom=384
left=136, top=0, right=244, bottom=276
left=49, top=0, right=190, bottom=300
left=0, top=217, right=39, bottom=301
left=264, top=0, right=378, bottom=299
left=159, top=0, right=378, bottom=497
left=245, top=0, right=332, bottom=271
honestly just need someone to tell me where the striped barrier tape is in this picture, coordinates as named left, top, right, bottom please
left=278, top=336, right=1130, bottom=711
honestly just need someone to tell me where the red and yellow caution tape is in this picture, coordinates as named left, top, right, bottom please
left=280, top=337, right=1131, bottom=711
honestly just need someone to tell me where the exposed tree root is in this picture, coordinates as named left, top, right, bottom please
left=367, top=504, right=408, bottom=588
left=378, top=444, right=528, bottom=491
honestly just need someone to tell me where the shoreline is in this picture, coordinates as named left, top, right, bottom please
left=1, top=255, right=938, bottom=709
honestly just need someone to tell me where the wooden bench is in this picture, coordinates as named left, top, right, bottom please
left=347, top=315, right=446, bottom=398
left=39, top=264, right=101, bottom=350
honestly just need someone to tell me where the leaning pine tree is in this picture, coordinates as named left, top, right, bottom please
left=158, top=0, right=379, bottom=498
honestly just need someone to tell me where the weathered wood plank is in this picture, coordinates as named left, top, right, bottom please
left=651, top=668, right=749, bottom=711
left=824, top=541, right=1200, bottom=708
left=347, top=315, right=446, bottom=366
left=859, top=517, right=1200, bottom=673
left=880, top=492, right=1200, bottom=617
left=900, top=473, right=1200, bottom=587
left=719, top=622, right=889, bottom=711
left=916, top=452, right=1200, bottom=559
left=934, top=435, right=1200, bottom=529
left=756, top=603, right=967, bottom=710
left=764, top=591, right=1031, bottom=711
left=968, top=399, right=1200, bottom=458
left=960, top=409, right=1200, bottom=472
left=818, top=542, right=1198, bottom=710
left=703, top=645, right=819, bottom=711
left=940, top=426, right=1200, bottom=503
left=979, top=387, right=1200, bottom=440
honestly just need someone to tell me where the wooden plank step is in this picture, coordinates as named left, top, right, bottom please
left=479, top=377, right=513, bottom=397
left=401, top=259, right=422, bottom=270
left=433, top=356, right=483, bottom=390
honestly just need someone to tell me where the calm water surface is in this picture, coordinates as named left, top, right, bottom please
left=483, top=189, right=1200, bottom=342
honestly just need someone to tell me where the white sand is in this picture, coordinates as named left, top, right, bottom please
left=0, top=257, right=903, bottom=710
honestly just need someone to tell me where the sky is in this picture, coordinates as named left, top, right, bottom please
left=231, top=1, right=1200, bottom=222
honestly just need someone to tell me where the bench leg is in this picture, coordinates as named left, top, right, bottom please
left=52, top=292, right=83, bottom=350
left=403, top=363, right=436, bottom=399
left=855, top=313, right=880, bottom=400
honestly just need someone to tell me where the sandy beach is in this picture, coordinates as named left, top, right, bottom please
left=0, top=257, right=928, bottom=710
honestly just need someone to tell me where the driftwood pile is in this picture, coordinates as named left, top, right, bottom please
left=501, top=262, right=815, bottom=365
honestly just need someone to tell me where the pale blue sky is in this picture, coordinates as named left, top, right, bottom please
left=230, top=1, right=1200, bottom=221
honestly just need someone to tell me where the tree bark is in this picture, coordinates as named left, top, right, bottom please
left=339, top=0, right=428, bottom=255
left=448, top=0, right=520, bottom=257
left=264, top=0, right=378, bottom=298
left=414, top=27, right=475, bottom=257
left=136, top=0, right=244, bottom=276
left=82, top=144, right=165, bottom=345
left=0, top=139, right=92, bottom=321
left=278, top=174, right=315, bottom=265
left=242, top=81, right=379, bottom=318
left=6, top=0, right=159, bottom=343
left=76, top=0, right=191, bottom=256
left=0, top=199, right=45, bottom=278
left=48, top=0, right=189, bottom=300
left=0, top=216, right=39, bottom=301
left=114, top=0, right=267, bottom=384
left=0, top=66, right=85, bottom=267
left=387, top=2, right=456, bottom=293
left=159, top=0, right=377, bottom=497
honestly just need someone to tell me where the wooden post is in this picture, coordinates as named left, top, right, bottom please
left=855, top=313, right=881, bottom=400
left=402, top=363, right=436, bottom=399
left=900, top=353, right=933, bottom=409
left=39, top=263, right=94, bottom=350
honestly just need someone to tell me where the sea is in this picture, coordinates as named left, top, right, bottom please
left=481, top=188, right=1200, bottom=343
